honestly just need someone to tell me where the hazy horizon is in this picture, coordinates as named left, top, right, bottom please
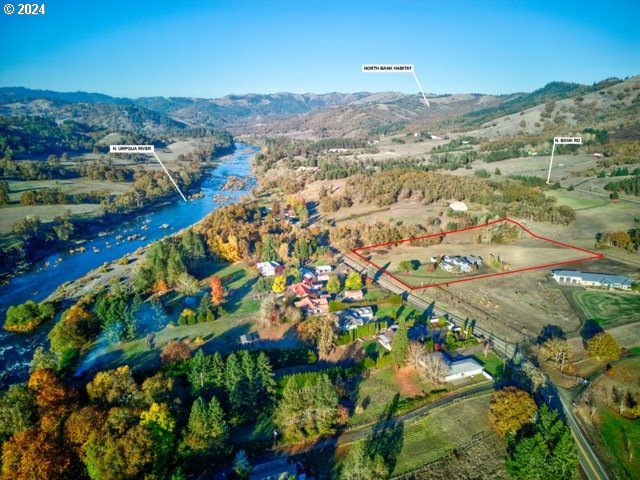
left=1, top=0, right=638, bottom=98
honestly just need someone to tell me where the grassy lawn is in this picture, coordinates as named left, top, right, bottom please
left=78, top=263, right=260, bottom=375
left=390, top=394, right=492, bottom=476
left=547, top=190, right=608, bottom=210
left=573, top=291, right=640, bottom=325
left=599, top=408, right=640, bottom=479
left=374, top=304, right=422, bottom=324
left=473, top=352, right=505, bottom=380
left=309, top=394, right=492, bottom=478
left=348, top=368, right=403, bottom=427
left=82, top=316, right=253, bottom=374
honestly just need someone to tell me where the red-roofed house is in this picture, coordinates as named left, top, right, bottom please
left=294, top=296, right=329, bottom=316
left=286, top=282, right=315, bottom=299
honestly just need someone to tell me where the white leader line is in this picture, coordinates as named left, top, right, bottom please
left=411, top=69, right=430, bottom=108
left=152, top=151, right=188, bottom=202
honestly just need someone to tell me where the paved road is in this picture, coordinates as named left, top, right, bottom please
left=340, top=253, right=612, bottom=480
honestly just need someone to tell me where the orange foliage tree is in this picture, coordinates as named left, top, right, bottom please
left=160, top=340, right=192, bottom=364
left=210, top=276, right=225, bottom=305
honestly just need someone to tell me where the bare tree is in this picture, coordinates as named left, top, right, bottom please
left=520, top=360, right=547, bottom=392
left=407, top=342, right=427, bottom=369
left=584, top=390, right=597, bottom=420
left=483, top=340, right=492, bottom=359
left=418, top=353, right=449, bottom=385
left=317, top=317, right=337, bottom=357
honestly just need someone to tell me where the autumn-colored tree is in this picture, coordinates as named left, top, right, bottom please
left=141, top=373, right=174, bottom=405
left=211, top=234, right=241, bottom=262
left=601, top=231, right=632, bottom=249
left=489, top=387, right=538, bottom=437
left=345, top=271, right=363, bottom=290
left=272, top=274, right=287, bottom=294
left=64, top=405, right=106, bottom=452
left=538, top=338, right=572, bottom=371
left=277, top=243, right=290, bottom=262
left=153, top=279, right=170, bottom=295
left=140, top=402, right=176, bottom=475
left=326, top=275, right=341, bottom=294
left=1, top=428, right=76, bottom=480
left=317, top=317, right=337, bottom=357
left=27, top=368, right=75, bottom=417
left=586, top=332, right=621, bottom=361
left=86, top=365, right=140, bottom=406
left=160, top=340, right=192, bottom=364
left=210, top=276, right=225, bottom=305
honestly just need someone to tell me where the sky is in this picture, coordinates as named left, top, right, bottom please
left=0, top=0, right=638, bottom=98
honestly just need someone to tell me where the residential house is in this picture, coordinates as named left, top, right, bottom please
left=294, top=296, right=329, bottom=316
left=240, top=332, right=260, bottom=346
left=299, top=267, right=317, bottom=282
left=378, top=324, right=398, bottom=350
left=337, top=306, right=374, bottom=331
left=286, top=282, right=315, bottom=299
left=344, top=289, right=364, bottom=301
left=408, top=324, right=428, bottom=342
left=420, top=352, right=485, bottom=382
left=552, top=269, right=634, bottom=291
left=256, top=261, right=283, bottom=277
left=315, top=265, right=333, bottom=275
left=440, top=255, right=482, bottom=274
left=249, top=458, right=306, bottom=480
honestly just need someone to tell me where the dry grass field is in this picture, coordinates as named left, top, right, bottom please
left=360, top=222, right=597, bottom=290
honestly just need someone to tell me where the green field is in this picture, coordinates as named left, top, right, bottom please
left=573, top=291, right=640, bottom=325
left=473, top=352, right=505, bottom=380
left=390, top=394, right=492, bottom=476
left=599, top=407, right=640, bottom=479
left=309, top=394, right=493, bottom=478
left=547, top=190, right=608, bottom=210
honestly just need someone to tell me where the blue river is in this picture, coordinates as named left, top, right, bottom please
left=0, top=143, right=258, bottom=385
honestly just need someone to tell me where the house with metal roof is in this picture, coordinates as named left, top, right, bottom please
left=552, top=269, right=634, bottom=290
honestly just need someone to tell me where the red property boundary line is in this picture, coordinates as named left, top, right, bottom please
left=351, top=218, right=604, bottom=290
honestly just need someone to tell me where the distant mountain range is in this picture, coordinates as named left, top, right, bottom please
left=0, top=75, right=636, bottom=142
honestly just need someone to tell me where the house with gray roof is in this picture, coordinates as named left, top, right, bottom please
left=552, top=269, right=634, bottom=291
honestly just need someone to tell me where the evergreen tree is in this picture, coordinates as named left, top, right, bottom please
left=166, top=246, right=187, bottom=285
left=261, top=234, right=279, bottom=262
left=224, top=353, right=246, bottom=417
left=180, top=229, right=206, bottom=267
left=186, top=397, right=210, bottom=447
left=187, top=350, right=214, bottom=396
left=313, top=374, right=339, bottom=433
left=341, top=442, right=388, bottom=480
left=255, top=352, right=277, bottom=400
left=294, top=237, right=311, bottom=261
left=506, top=405, right=578, bottom=480
left=391, top=320, right=409, bottom=367
left=211, top=352, right=225, bottom=391
left=207, top=395, right=228, bottom=444
left=239, top=350, right=258, bottom=408
left=233, top=450, right=252, bottom=479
